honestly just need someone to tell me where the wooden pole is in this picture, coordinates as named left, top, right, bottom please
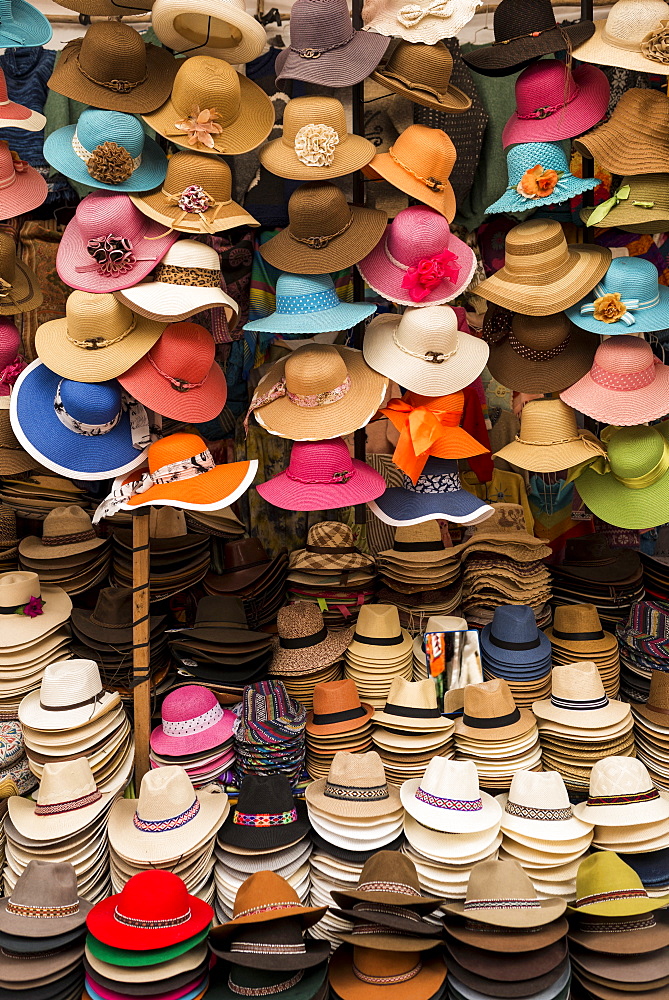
left=351, top=0, right=367, bottom=527
left=132, top=509, right=152, bottom=784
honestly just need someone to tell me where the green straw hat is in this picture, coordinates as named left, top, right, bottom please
left=581, top=174, right=669, bottom=233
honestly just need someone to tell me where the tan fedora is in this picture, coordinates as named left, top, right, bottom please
left=306, top=750, right=400, bottom=820
left=574, top=88, right=669, bottom=175
left=493, top=399, right=606, bottom=473
left=365, top=124, right=456, bottom=220
left=0, top=232, right=42, bottom=316
left=346, top=605, right=412, bottom=663
left=545, top=604, right=618, bottom=657
left=19, top=505, right=106, bottom=561
left=443, top=858, right=566, bottom=927
left=372, top=40, right=471, bottom=114
left=373, top=676, right=453, bottom=732
left=456, top=678, right=536, bottom=742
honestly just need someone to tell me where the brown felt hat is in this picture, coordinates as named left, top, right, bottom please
left=487, top=311, right=598, bottom=394
left=574, top=88, right=669, bottom=175
left=372, top=40, right=472, bottom=114
left=0, top=232, right=41, bottom=316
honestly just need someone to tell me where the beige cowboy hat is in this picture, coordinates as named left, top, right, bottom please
left=498, top=769, right=594, bottom=842
left=442, top=858, right=566, bottom=927
left=18, top=658, right=119, bottom=733
left=8, top=757, right=114, bottom=842
left=19, top=505, right=106, bottom=562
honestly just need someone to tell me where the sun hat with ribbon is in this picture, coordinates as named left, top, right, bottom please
left=474, top=220, right=611, bottom=316
left=270, top=602, right=354, bottom=676
left=150, top=0, right=267, bottom=63
left=0, top=0, right=51, bottom=47
left=8, top=756, right=113, bottom=841
left=401, top=757, right=502, bottom=834
left=117, top=322, right=227, bottom=423
left=364, top=124, right=456, bottom=220
left=566, top=257, right=669, bottom=335
left=362, top=0, right=479, bottom=44
left=19, top=505, right=106, bottom=561
left=368, top=456, right=494, bottom=527
left=567, top=853, right=669, bottom=917
left=574, top=88, right=669, bottom=175
left=545, top=604, right=618, bottom=657
left=0, top=140, right=47, bottom=217
left=131, top=151, right=258, bottom=236
left=492, top=399, right=605, bottom=473
left=370, top=39, right=471, bottom=113
left=47, top=20, right=179, bottom=113
left=498, top=770, right=593, bottom=842
left=11, top=361, right=151, bottom=481
left=150, top=684, right=235, bottom=759
left=560, top=336, right=669, bottom=427
left=244, top=274, right=376, bottom=336
left=582, top=175, right=669, bottom=233
left=532, top=661, right=631, bottom=728
left=43, top=109, right=167, bottom=193
left=0, top=65, right=45, bottom=131
left=114, top=240, right=239, bottom=326
left=574, top=757, right=669, bottom=828
left=0, top=570, right=71, bottom=647
left=357, top=206, right=476, bottom=307
left=260, top=96, right=375, bottom=181
left=363, top=306, right=489, bottom=396
left=573, top=0, right=669, bottom=75
left=442, top=858, right=567, bottom=927
left=0, top=231, right=41, bottom=316
left=143, top=56, right=274, bottom=157
left=246, top=343, right=388, bottom=442
left=93, top=431, right=258, bottom=521
left=485, top=141, right=600, bottom=216
left=18, top=657, right=119, bottom=732
left=56, top=192, right=178, bottom=294
left=502, top=58, right=609, bottom=148
left=0, top=860, right=91, bottom=937
left=213, top=871, right=326, bottom=939
left=218, top=773, right=309, bottom=851
left=259, top=182, right=387, bottom=276
left=486, top=312, right=597, bottom=394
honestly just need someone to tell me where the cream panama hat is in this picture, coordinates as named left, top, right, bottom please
left=401, top=757, right=502, bottom=834
left=8, top=757, right=114, bottom=842
left=573, top=0, right=669, bottom=76
left=0, top=572, right=71, bottom=648
left=18, top=659, right=119, bottom=732
left=533, top=662, right=632, bottom=729
left=151, top=0, right=267, bottom=63
left=498, top=770, right=594, bottom=842
left=373, top=677, right=454, bottom=732
left=574, top=757, right=669, bottom=827
left=346, top=605, right=413, bottom=663
left=306, top=750, right=401, bottom=821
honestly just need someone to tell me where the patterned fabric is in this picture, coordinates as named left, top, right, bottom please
left=232, top=808, right=298, bottom=827
left=114, top=906, right=192, bottom=928
left=34, top=789, right=101, bottom=815
left=581, top=916, right=655, bottom=933
left=404, top=469, right=461, bottom=494
left=465, top=898, right=541, bottom=910
left=353, top=961, right=422, bottom=985
left=586, top=789, right=660, bottom=807
left=153, top=264, right=220, bottom=288
left=324, top=781, right=389, bottom=802
left=505, top=801, right=573, bottom=822
left=5, top=899, right=79, bottom=918
left=132, top=798, right=200, bottom=833
left=228, top=970, right=303, bottom=996
left=415, top=787, right=482, bottom=811
left=576, top=889, right=649, bottom=908
left=357, top=881, right=420, bottom=896
left=235, top=901, right=305, bottom=919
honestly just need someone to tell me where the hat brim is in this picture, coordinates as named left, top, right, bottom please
left=566, top=284, right=669, bottom=335
left=0, top=258, right=42, bottom=315
left=443, top=895, right=566, bottom=929
left=43, top=126, right=167, bottom=193
left=260, top=205, right=388, bottom=276
left=271, top=622, right=354, bottom=675
left=130, top=186, right=259, bottom=236
left=0, top=583, right=72, bottom=648
left=532, top=697, right=631, bottom=728
left=305, top=775, right=400, bottom=818
left=257, top=457, right=386, bottom=511
left=368, top=490, right=493, bottom=527
left=244, top=300, right=376, bottom=335
left=8, top=786, right=114, bottom=842
left=370, top=68, right=471, bottom=115
left=305, top=700, right=374, bottom=736
left=561, top=362, right=669, bottom=425
left=109, top=457, right=257, bottom=512
left=259, top=133, right=376, bottom=182
left=18, top=688, right=120, bottom=733
left=463, top=20, right=595, bottom=74
left=364, top=151, right=455, bottom=220
left=0, top=162, right=47, bottom=218
left=86, top=895, right=212, bottom=952
left=576, top=460, right=669, bottom=531
left=328, top=945, right=446, bottom=1000
left=486, top=176, right=600, bottom=216
left=114, top=280, right=239, bottom=326
left=445, top=916, right=569, bottom=953
left=149, top=710, right=235, bottom=758
left=455, top=707, right=537, bottom=742
left=276, top=29, right=389, bottom=88
left=210, top=903, right=326, bottom=941
left=480, top=624, right=551, bottom=666
left=118, top=350, right=228, bottom=424
left=501, top=63, right=610, bottom=147
left=573, top=19, right=669, bottom=75
left=401, top=779, right=502, bottom=834
left=487, top=323, right=598, bottom=394
left=0, top=102, right=46, bottom=132
left=150, top=0, right=267, bottom=63
left=211, top=938, right=331, bottom=971
left=85, top=928, right=210, bottom=969
left=19, top=531, right=108, bottom=560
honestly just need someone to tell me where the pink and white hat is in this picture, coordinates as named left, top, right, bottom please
left=256, top=437, right=386, bottom=511
left=357, top=205, right=477, bottom=307
left=0, top=319, right=24, bottom=397
left=57, top=192, right=179, bottom=293
left=150, top=684, right=236, bottom=758
left=560, top=335, right=669, bottom=426
left=502, top=58, right=610, bottom=148
left=0, top=67, right=45, bottom=132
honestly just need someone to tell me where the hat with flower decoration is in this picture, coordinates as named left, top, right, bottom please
left=566, top=257, right=669, bottom=335
left=486, top=142, right=600, bottom=216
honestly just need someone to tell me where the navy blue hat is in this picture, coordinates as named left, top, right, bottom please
left=617, top=847, right=669, bottom=887
left=368, top=458, right=494, bottom=527
left=480, top=605, right=552, bottom=667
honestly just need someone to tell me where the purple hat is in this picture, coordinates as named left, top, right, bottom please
left=275, top=0, right=389, bottom=88
left=357, top=206, right=477, bottom=307
left=502, top=58, right=610, bottom=148
left=150, top=684, right=236, bottom=758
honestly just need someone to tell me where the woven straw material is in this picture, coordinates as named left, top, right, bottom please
left=0, top=0, right=51, bottom=47
left=581, top=174, right=669, bottom=234
left=151, top=0, right=267, bottom=63
left=362, top=0, right=479, bottom=44
left=567, top=257, right=669, bottom=335
left=9, top=757, right=112, bottom=842
left=455, top=677, right=537, bottom=742
left=486, top=141, right=600, bottom=216
left=401, top=756, right=502, bottom=835
left=260, top=96, right=375, bottom=181
left=500, top=771, right=593, bottom=843
left=474, top=220, right=611, bottom=315
left=244, top=273, right=376, bottom=335
left=378, top=520, right=459, bottom=566
left=493, top=399, right=605, bottom=473
left=271, top=602, right=354, bottom=675
left=574, top=757, right=669, bottom=828
left=260, top=182, right=387, bottom=275
left=574, top=0, right=669, bottom=74
left=365, top=124, right=456, bottom=220
left=51, top=0, right=152, bottom=18
left=487, top=312, right=597, bottom=394
left=533, top=661, right=632, bottom=729
left=575, top=88, right=669, bottom=175
left=143, top=56, right=274, bottom=157
left=19, top=506, right=106, bottom=561
left=306, top=750, right=399, bottom=819
left=18, top=657, right=119, bottom=732
left=0, top=232, right=41, bottom=316
left=545, top=604, right=617, bottom=656
left=290, top=522, right=374, bottom=573
left=0, top=141, right=47, bottom=218
left=0, top=66, right=45, bottom=131
left=371, top=41, right=471, bottom=114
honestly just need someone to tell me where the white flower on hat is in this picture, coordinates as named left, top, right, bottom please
left=294, top=124, right=340, bottom=168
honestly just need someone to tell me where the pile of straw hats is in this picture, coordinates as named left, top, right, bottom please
left=234, top=681, right=306, bottom=791
left=344, top=605, right=413, bottom=709
left=401, top=758, right=503, bottom=900
left=85, top=870, right=213, bottom=1000
left=0, top=860, right=91, bottom=1000
left=533, top=662, right=634, bottom=793
left=5, top=757, right=115, bottom=902
left=108, top=765, right=228, bottom=904
left=110, top=507, right=209, bottom=600
left=550, top=535, right=644, bottom=629
left=215, top=774, right=311, bottom=923
left=149, top=685, right=236, bottom=787
left=18, top=658, right=133, bottom=795
left=632, top=670, right=669, bottom=790
left=0, top=504, right=18, bottom=575
left=617, top=600, right=668, bottom=703
left=305, top=680, right=374, bottom=779
left=480, top=605, right=552, bottom=707
left=497, top=771, right=594, bottom=902
left=270, top=603, right=350, bottom=711
left=372, top=677, right=455, bottom=785
left=442, top=858, right=570, bottom=1000
left=19, top=505, right=110, bottom=596
left=205, top=537, right=288, bottom=632
left=545, top=603, right=620, bottom=699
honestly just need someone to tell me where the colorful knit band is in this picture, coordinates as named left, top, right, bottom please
left=114, top=907, right=192, bottom=929
left=132, top=798, right=200, bottom=833
left=5, top=899, right=79, bottom=919
left=232, top=808, right=298, bottom=827
left=586, top=788, right=660, bottom=807
left=576, top=889, right=649, bottom=908
left=414, top=787, right=482, bottom=811
left=34, top=789, right=101, bottom=815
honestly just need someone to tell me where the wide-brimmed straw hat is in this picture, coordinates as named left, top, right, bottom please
left=0, top=0, right=50, bottom=48
left=47, top=20, right=178, bottom=113
left=0, top=65, right=45, bottom=131
left=493, top=399, right=605, bottom=473
left=0, top=141, right=47, bottom=219
left=443, top=858, right=566, bottom=927
left=566, top=257, right=669, bottom=336
left=533, top=661, right=631, bottom=728
left=369, top=456, right=494, bottom=527
left=260, top=96, right=375, bottom=181
left=0, top=232, right=41, bottom=316
left=271, top=603, right=354, bottom=676
left=260, top=182, right=387, bottom=275
left=568, top=853, right=669, bottom=917
left=306, top=750, right=401, bottom=819
left=0, top=399, right=41, bottom=476
left=486, top=141, right=601, bottom=216
left=0, top=860, right=91, bottom=937
left=371, top=40, right=471, bottom=113
left=635, top=670, right=669, bottom=728
left=401, top=757, right=501, bottom=834
left=357, top=206, right=476, bottom=307
left=9, top=757, right=112, bottom=841
left=365, top=124, right=456, bottom=220
left=19, top=505, right=106, bottom=561
left=574, top=88, right=669, bottom=175
left=151, top=0, right=267, bottom=62
left=574, top=757, right=669, bottom=828
left=211, top=871, right=326, bottom=939
left=19, top=657, right=119, bottom=731
left=455, top=678, right=535, bottom=742
left=247, top=343, right=387, bottom=442
left=306, top=679, right=373, bottom=735
left=545, top=604, right=617, bottom=657
left=573, top=0, right=669, bottom=75
left=474, top=220, right=611, bottom=316
left=486, top=311, right=596, bottom=394
left=499, top=770, right=593, bottom=842
left=144, top=55, right=273, bottom=156
left=244, top=274, right=375, bottom=336
left=374, top=675, right=453, bottom=730
left=581, top=174, right=669, bottom=233
left=362, top=0, right=479, bottom=43
left=0, top=571, right=71, bottom=647
left=347, top=604, right=412, bottom=661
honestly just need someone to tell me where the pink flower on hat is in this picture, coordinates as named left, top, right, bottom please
left=401, top=247, right=460, bottom=303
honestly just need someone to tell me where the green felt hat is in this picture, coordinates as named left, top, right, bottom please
left=85, top=928, right=209, bottom=967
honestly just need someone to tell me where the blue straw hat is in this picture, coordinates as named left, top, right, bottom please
left=485, top=142, right=600, bottom=217
left=243, top=274, right=376, bottom=334
left=566, top=257, right=669, bottom=335
left=480, top=606, right=552, bottom=668
left=43, top=109, right=167, bottom=193
left=0, top=0, right=51, bottom=48
left=367, top=457, right=494, bottom=527
left=10, top=360, right=149, bottom=481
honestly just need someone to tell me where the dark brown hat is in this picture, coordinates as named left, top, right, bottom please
left=444, top=918, right=569, bottom=954
left=174, top=595, right=272, bottom=645
left=486, top=312, right=598, bottom=394
left=212, top=538, right=272, bottom=592
left=446, top=936, right=568, bottom=982
left=210, top=916, right=330, bottom=970
left=372, top=41, right=471, bottom=114
left=551, top=535, right=641, bottom=584
left=70, top=585, right=166, bottom=644
left=331, top=851, right=443, bottom=914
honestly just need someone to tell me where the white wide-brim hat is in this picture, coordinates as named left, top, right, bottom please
left=404, top=813, right=501, bottom=861
left=150, top=0, right=267, bottom=63
left=401, top=776, right=502, bottom=834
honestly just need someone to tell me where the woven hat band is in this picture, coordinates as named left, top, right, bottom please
left=505, top=801, right=573, bottom=822
left=353, top=961, right=422, bottom=986
left=414, top=787, right=483, bottom=811
left=508, top=331, right=570, bottom=361
left=613, top=440, right=669, bottom=490
left=465, top=898, right=541, bottom=911
left=586, top=788, right=660, bottom=807
left=228, top=971, right=304, bottom=996
left=75, top=55, right=147, bottom=92
left=34, top=789, right=101, bottom=815
left=114, top=906, right=192, bottom=928
left=6, top=899, right=80, bottom=919
left=576, top=889, right=649, bottom=908
left=381, top=67, right=449, bottom=102
left=462, top=707, right=521, bottom=730
left=41, top=528, right=97, bottom=546
left=289, top=213, right=353, bottom=248
left=392, top=539, right=444, bottom=552
left=278, top=626, right=327, bottom=649
left=133, top=797, right=200, bottom=833
left=357, top=880, right=420, bottom=895
left=232, top=807, right=298, bottom=827
left=230, top=942, right=307, bottom=955
left=580, top=916, right=656, bottom=933
left=162, top=701, right=224, bottom=737
left=550, top=694, right=609, bottom=711
left=324, top=780, right=389, bottom=802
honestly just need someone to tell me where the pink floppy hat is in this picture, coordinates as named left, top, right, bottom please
left=502, top=58, right=610, bottom=148
left=0, top=320, right=24, bottom=397
left=356, top=205, right=477, bottom=307
left=0, top=140, right=46, bottom=218
left=257, top=437, right=386, bottom=511
left=560, top=334, right=669, bottom=426
left=57, top=192, right=179, bottom=293
left=150, top=684, right=236, bottom=758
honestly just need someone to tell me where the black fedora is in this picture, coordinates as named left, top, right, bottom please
left=218, top=773, right=309, bottom=851
left=210, top=916, right=330, bottom=970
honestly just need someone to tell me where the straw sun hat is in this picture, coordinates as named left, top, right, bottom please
left=486, top=312, right=597, bottom=394
left=581, top=174, right=669, bottom=234
left=365, top=124, right=456, bottom=220
left=493, top=399, right=605, bottom=473
left=566, top=257, right=669, bottom=336
left=574, top=0, right=669, bottom=75
left=150, top=0, right=267, bottom=63
left=362, top=0, right=479, bottom=44
left=0, top=231, right=42, bottom=316
left=0, top=140, right=47, bottom=218
left=0, top=571, right=71, bottom=647
left=574, top=88, right=669, bottom=176
left=486, top=142, right=601, bottom=217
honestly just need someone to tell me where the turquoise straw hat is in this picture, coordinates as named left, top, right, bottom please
left=43, top=109, right=167, bottom=193
left=243, top=274, right=376, bottom=334
left=566, top=257, right=669, bottom=335
left=0, top=0, right=51, bottom=48
left=485, top=142, right=600, bottom=216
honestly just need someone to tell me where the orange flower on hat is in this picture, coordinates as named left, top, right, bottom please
left=516, top=164, right=562, bottom=199
left=593, top=292, right=627, bottom=324
left=174, top=106, right=223, bottom=149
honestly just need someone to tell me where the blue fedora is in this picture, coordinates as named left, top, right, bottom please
left=480, top=605, right=552, bottom=667
left=0, top=0, right=51, bottom=48
left=43, top=109, right=167, bottom=193
left=566, top=257, right=669, bottom=335
left=10, top=360, right=149, bottom=481
left=367, top=457, right=494, bottom=527
left=486, top=141, right=600, bottom=217
left=616, top=847, right=669, bottom=886
left=243, top=273, right=376, bottom=335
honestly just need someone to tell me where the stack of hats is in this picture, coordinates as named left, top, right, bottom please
left=632, top=670, right=669, bottom=790
left=305, top=680, right=374, bottom=779
left=0, top=860, right=90, bottom=1000
left=110, top=507, right=210, bottom=601
left=401, top=758, right=503, bottom=901
left=188, top=506, right=245, bottom=542
left=344, top=605, right=413, bottom=709
left=209, top=871, right=328, bottom=1000
left=545, top=603, right=620, bottom=699
left=204, top=537, right=288, bottom=631
left=214, top=774, right=311, bottom=923
left=533, top=662, right=634, bottom=793
left=454, top=679, right=542, bottom=790
left=270, top=603, right=351, bottom=711
left=480, top=605, right=553, bottom=707
left=617, top=600, right=669, bottom=703
left=84, top=870, right=213, bottom=1000
left=234, top=680, right=306, bottom=790
left=498, top=770, right=594, bottom=902
left=375, top=522, right=463, bottom=632
left=0, top=471, right=94, bottom=522
left=459, top=504, right=553, bottom=629
left=641, top=525, right=669, bottom=603
left=550, top=535, right=644, bottom=629
left=19, top=505, right=110, bottom=596
left=372, top=677, right=455, bottom=785
left=0, top=505, right=18, bottom=574
left=5, top=758, right=114, bottom=902
left=169, top=595, right=271, bottom=697
left=287, top=522, right=376, bottom=629
left=442, top=858, right=570, bottom=1000
left=149, top=685, right=236, bottom=787
left=18, top=658, right=133, bottom=794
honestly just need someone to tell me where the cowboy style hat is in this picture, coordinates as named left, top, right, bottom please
left=0, top=571, right=71, bottom=647
left=8, top=757, right=113, bottom=842
left=218, top=774, right=308, bottom=851
left=210, top=915, right=330, bottom=971
left=568, top=852, right=669, bottom=917
left=443, top=857, right=566, bottom=927
left=499, top=770, right=593, bottom=842
left=150, top=0, right=267, bottom=63
left=0, top=860, right=91, bottom=937
left=211, top=871, right=326, bottom=940
left=19, top=658, right=119, bottom=732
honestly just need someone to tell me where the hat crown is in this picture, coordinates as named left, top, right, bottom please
left=325, top=748, right=387, bottom=792
left=353, top=948, right=422, bottom=978
left=620, top=173, right=669, bottom=211
left=77, top=20, right=148, bottom=87
left=115, top=870, right=196, bottom=924
left=305, top=518, right=356, bottom=552
left=506, top=141, right=570, bottom=184
left=514, top=59, right=578, bottom=117
left=574, top=853, right=648, bottom=910
left=287, top=181, right=352, bottom=240
left=607, top=424, right=667, bottom=480
left=136, top=764, right=199, bottom=822
left=354, top=603, right=402, bottom=642
left=594, top=256, right=659, bottom=304
left=39, top=657, right=103, bottom=710
left=355, top=850, right=422, bottom=894
left=507, top=769, right=570, bottom=812
left=149, top=506, right=187, bottom=539
left=551, top=661, right=607, bottom=703
left=391, top=124, right=456, bottom=181
left=64, top=290, right=137, bottom=349
left=511, top=312, right=571, bottom=351
left=37, top=757, right=97, bottom=808
left=419, top=756, right=481, bottom=802
left=282, top=96, right=347, bottom=146
left=171, top=56, right=241, bottom=127
left=163, top=151, right=233, bottom=203
left=290, top=0, right=353, bottom=47
left=0, top=318, right=20, bottom=367
left=490, top=604, right=539, bottom=644
left=149, top=322, right=215, bottom=382
left=9, top=860, right=80, bottom=911
left=385, top=206, right=454, bottom=268
left=551, top=602, right=603, bottom=639
left=145, top=431, right=210, bottom=475
left=592, top=334, right=656, bottom=378
left=0, top=141, right=21, bottom=186
left=77, top=109, right=145, bottom=159
left=74, top=192, right=150, bottom=244
left=224, top=537, right=269, bottom=571
left=604, top=0, right=669, bottom=44
left=392, top=304, right=459, bottom=358
left=503, top=219, right=570, bottom=277
left=284, top=342, right=349, bottom=397
left=160, top=683, right=219, bottom=724
left=463, top=677, right=519, bottom=722
left=465, top=858, right=539, bottom=906
left=0, top=232, right=16, bottom=285
left=493, top=0, right=557, bottom=40
left=235, top=774, right=296, bottom=817
left=194, top=594, right=247, bottom=627
left=233, top=871, right=301, bottom=918
left=589, top=756, right=656, bottom=797
left=286, top=437, right=355, bottom=485
left=59, top=378, right=124, bottom=426
left=41, top=503, right=95, bottom=542
left=468, top=502, right=527, bottom=537
left=517, top=398, right=578, bottom=446
left=384, top=39, right=454, bottom=91
left=424, top=615, right=468, bottom=633
left=90, top=585, right=133, bottom=627
left=0, top=570, right=40, bottom=607
left=385, top=676, right=439, bottom=712
left=159, top=239, right=220, bottom=273
left=277, top=600, right=326, bottom=639
left=312, top=678, right=363, bottom=716
left=648, top=667, right=669, bottom=710
left=274, top=273, right=340, bottom=315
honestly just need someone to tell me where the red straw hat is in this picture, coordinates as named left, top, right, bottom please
left=118, top=322, right=227, bottom=422
left=0, top=141, right=47, bottom=218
